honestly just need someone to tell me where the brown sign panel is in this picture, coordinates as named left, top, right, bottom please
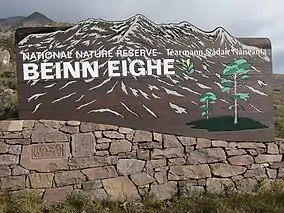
left=15, top=15, right=274, bottom=141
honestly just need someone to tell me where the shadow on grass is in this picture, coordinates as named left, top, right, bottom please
left=186, top=115, right=269, bottom=132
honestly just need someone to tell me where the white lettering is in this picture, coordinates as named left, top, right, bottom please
left=63, top=62, right=80, bottom=78
left=82, top=61, right=99, bottom=78
left=129, top=59, right=145, bottom=76
left=108, top=60, right=120, bottom=77
left=121, top=60, right=129, bottom=76
left=147, top=59, right=162, bottom=75
left=23, top=63, right=39, bottom=80
left=41, top=63, right=54, bottom=80
left=163, top=59, right=175, bottom=75
left=55, top=62, right=61, bottom=79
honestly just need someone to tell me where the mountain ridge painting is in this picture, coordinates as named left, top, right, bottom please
left=15, top=14, right=274, bottom=141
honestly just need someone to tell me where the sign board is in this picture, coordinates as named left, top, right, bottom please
left=15, top=14, right=274, bottom=141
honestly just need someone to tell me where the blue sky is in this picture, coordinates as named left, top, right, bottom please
left=1, top=0, right=283, bottom=73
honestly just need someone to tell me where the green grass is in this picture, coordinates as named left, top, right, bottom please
left=2, top=184, right=284, bottom=213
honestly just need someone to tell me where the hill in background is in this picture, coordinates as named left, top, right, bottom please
left=0, top=12, right=54, bottom=31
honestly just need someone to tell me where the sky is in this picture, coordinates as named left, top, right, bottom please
left=0, top=0, right=283, bottom=73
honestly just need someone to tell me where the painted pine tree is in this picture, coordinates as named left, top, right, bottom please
left=220, top=58, right=251, bottom=124
left=200, top=92, right=217, bottom=119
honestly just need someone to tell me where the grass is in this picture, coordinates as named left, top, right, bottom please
left=1, top=183, right=284, bottom=213
left=186, top=115, right=268, bottom=131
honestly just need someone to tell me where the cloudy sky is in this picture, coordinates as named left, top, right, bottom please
left=1, top=0, right=283, bottom=73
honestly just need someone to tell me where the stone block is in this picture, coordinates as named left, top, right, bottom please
left=168, top=157, right=186, bottom=166
left=206, top=178, right=235, bottom=193
left=255, top=154, right=282, bottom=163
left=196, top=138, right=211, bottom=148
left=65, top=121, right=81, bottom=126
left=5, top=139, right=30, bottom=145
left=163, top=134, right=182, bottom=148
left=177, top=136, right=196, bottom=146
left=270, top=161, right=284, bottom=169
left=71, top=133, right=96, bottom=156
left=228, top=155, right=254, bottom=166
left=20, top=143, right=69, bottom=172
left=168, top=164, right=211, bottom=180
left=11, top=165, right=29, bottom=176
left=267, top=143, right=279, bottom=154
left=55, top=171, right=86, bottom=187
left=1, top=176, right=25, bottom=191
left=95, top=151, right=109, bottom=156
left=80, top=122, right=96, bottom=132
left=133, top=130, right=152, bottom=142
left=103, top=131, right=124, bottom=139
left=94, top=124, right=118, bottom=131
left=0, top=141, right=9, bottom=153
left=8, top=145, right=21, bottom=155
left=267, top=168, right=277, bottom=179
left=82, top=166, right=118, bottom=180
left=210, top=163, right=246, bottom=177
left=226, top=149, right=247, bottom=156
left=23, top=120, right=36, bottom=129
left=152, top=147, right=184, bottom=159
left=155, top=171, right=167, bottom=184
left=0, top=165, right=10, bottom=177
left=139, top=142, right=162, bottom=149
left=0, top=154, right=19, bottom=165
left=186, top=148, right=226, bottom=164
left=39, top=120, right=64, bottom=129
left=29, top=173, right=54, bottom=188
left=153, top=132, right=162, bottom=142
left=31, top=123, right=69, bottom=143
left=44, top=186, right=73, bottom=203
left=96, top=143, right=109, bottom=150
left=235, top=178, right=258, bottom=193
left=130, top=172, right=155, bottom=186
left=97, top=138, right=111, bottom=143
left=244, top=168, right=267, bottom=179
left=149, top=159, right=167, bottom=168
left=94, top=131, right=102, bottom=138
left=82, top=180, right=102, bottom=190
left=137, top=149, right=150, bottom=160
left=237, top=142, right=265, bottom=149
left=109, top=140, right=132, bottom=154
left=150, top=182, right=177, bottom=200
left=212, top=140, right=228, bottom=147
left=102, top=176, right=140, bottom=201
left=68, top=156, right=114, bottom=170
left=117, top=159, right=145, bottom=175
left=60, top=126, right=79, bottom=134
left=118, top=127, right=134, bottom=134
left=0, top=120, right=23, bottom=132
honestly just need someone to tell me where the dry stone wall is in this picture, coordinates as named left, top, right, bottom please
left=0, top=120, right=283, bottom=202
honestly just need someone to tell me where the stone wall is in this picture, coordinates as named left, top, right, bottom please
left=0, top=120, right=283, bottom=203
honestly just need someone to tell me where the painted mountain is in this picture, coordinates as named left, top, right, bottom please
left=15, top=14, right=274, bottom=141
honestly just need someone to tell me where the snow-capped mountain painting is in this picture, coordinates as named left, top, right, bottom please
left=15, top=14, right=274, bottom=141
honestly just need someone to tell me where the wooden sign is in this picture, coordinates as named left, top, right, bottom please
left=15, top=14, right=274, bottom=141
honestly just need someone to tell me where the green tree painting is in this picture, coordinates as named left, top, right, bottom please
left=200, top=92, right=217, bottom=119
left=221, top=58, right=251, bottom=124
